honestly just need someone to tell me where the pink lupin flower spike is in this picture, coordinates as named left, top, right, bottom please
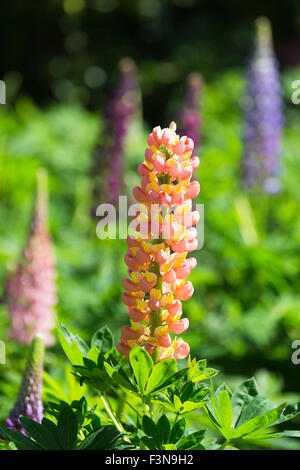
left=6, top=169, right=57, bottom=346
left=117, top=122, right=200, bottom=362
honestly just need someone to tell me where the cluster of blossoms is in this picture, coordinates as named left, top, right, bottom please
left=117, top=122, right=200, bottom=362
left=92, top=58, right=138, bottom=207
left=6, top=335, right=44, bottom=434
left=6, top=170, right=57, bottom=346
left=178, top=73, right=203, bottom=151
left=242, top=17, right=284, bottom=194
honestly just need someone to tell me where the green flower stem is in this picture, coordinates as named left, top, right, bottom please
left=99, top=392, right=131, bottom=443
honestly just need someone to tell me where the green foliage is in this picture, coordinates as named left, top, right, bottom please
left=53, top=323, right=300, bottom=450
left=57, top=319, right=89, bottom=366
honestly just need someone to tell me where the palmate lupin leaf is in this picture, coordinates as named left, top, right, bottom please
left=242, top=17, right=284, bottom=193
left=204, top=377, right=300, bottom=448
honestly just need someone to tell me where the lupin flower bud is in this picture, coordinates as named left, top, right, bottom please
left=242, top=17, right=284, bottom=193
left=92, top=58, right=138, bottom=208
left=6, top=169, right=57, bottom=346
left=6, top=335, right=44, bottom=434
left=117, top=122, right=200, bottom=363
left=178, top=73, right=203, bottom=151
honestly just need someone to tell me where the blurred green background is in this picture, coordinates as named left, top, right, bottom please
left=0, top=0, right=300, bottom=449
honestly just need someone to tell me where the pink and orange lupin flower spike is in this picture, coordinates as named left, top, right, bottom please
left=6, top=169, right=57, bottom=346
left=117, top=122, right=200, bottom=363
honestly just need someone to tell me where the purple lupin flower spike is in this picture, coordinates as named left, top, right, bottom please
left=6, top=335, right=44, bottom=434
left=242, top=17, right=284, bottom=194
left=6, top=169, right=57, bottom=346
left=178, top=73, right=203, bottom=151
left=92, top=58, right=138, bottom=209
